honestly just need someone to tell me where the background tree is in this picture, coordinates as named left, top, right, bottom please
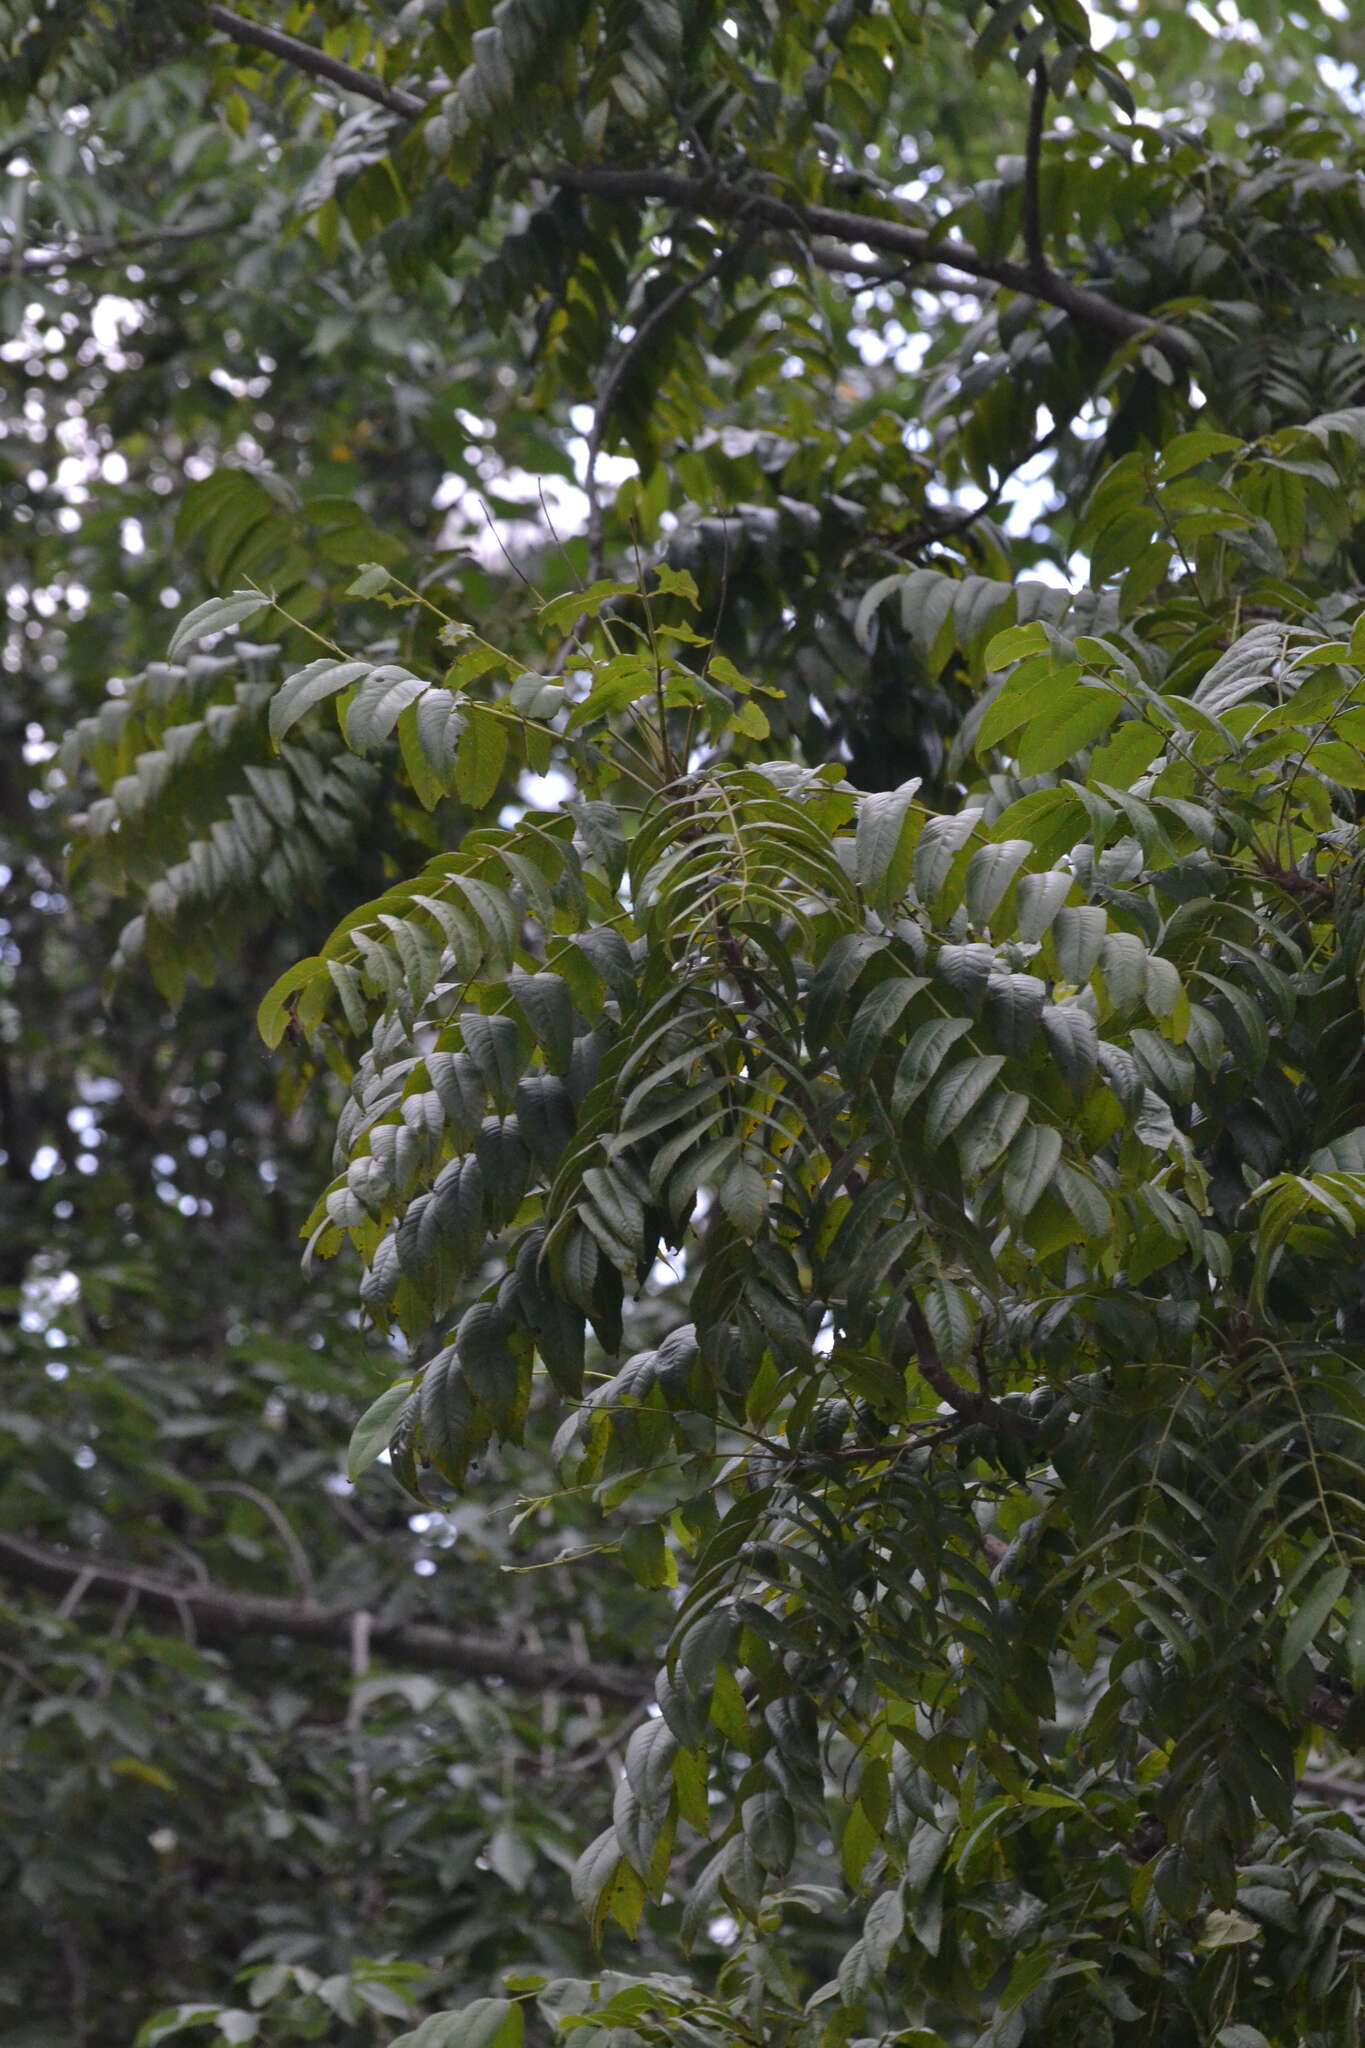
left=5, top=3, right=1365, bottom=2046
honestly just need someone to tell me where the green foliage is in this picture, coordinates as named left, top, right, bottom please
left=9, top=1, right=1365, bottom=2045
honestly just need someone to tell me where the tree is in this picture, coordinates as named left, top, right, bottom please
left=6, top=2, right=1365, bottom=2044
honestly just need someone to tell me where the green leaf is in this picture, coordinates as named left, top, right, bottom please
left=168, top=590, right=270, bottom=658
left=893, top=1017, right=974, bottom=1116
left=964, top=839, right=1030, bottom=924
left=346, top=1380, right=413, bottom=1481
left=1014, top=868, right=1073, bottom=942
left=843, top=976, right=928, bottom=1084
left=1054, top=1162, right=1111, bottom=1240
left=539, top=578, right=634, bottom=631
left=977, top=656, right=1080, bottom=753
left=455, top=705, right=509, bottom=808
left=508, top=971, right=575, bottom=1074
left=347, top=563, right=393, bottom=598
left=1015, top=684, right=1121, bottom=774
left=984, top=620, right=1049, bottom=669
left=1099, top=931, right=1147, bottom=1009
left=620, top=1522, right=677, bottom=1588
left=1347, top=1584, right=1365, bottom=1687
left=256, top=956, right=325, bottom=1048
left=913, top=809, right=981, bottom=903
left=1041, top=1003, right=1097, bottom=1093
left=390, top=1998, right=525, bottom=2048
left=719, top=1159, right=768, bottom=1236
left=1051, top=905, right=1107, bottom=985
left=344, top=666, right=429, bottom=749
left=571, top=1826, right=638, bottom=1944
left=654, top=563, right=700, bottom=603
left=1278, top=1563, right=1349, bottom=1677
left=458, top=1302, right=526, bottom=1435
left=270, top=659, right=372, bottom=743
left=922, top=1276, right=973, bottom=1371
left=957, top=1086, right=1027, bottom=1177
left=1002, top=1123, right=1062, bottom=1219
left=922, top=1055, right=1005, bottom=1147
left=1157, top=430, right=1243, bottom=480
left=855, top=779, right=922, bottom=904
left=1199, top=1910, right=1260, bottom=1950
left=742, top=1789, right=795, bottom=1872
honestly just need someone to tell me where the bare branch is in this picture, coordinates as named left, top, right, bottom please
left=0, top=1531, right=648, bottom=1704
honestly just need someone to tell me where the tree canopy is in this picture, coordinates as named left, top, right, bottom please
left=6, top=3, right=1365, bottom=2045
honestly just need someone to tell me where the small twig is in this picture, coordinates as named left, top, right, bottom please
left=1020, top=62, right=1050, bottom=280
left=807, top=240, right=967, bottom=297
left=202, top=1479, right=318, bottom=1601
left=476, top=499, right=542, bottom=595
left=536, top=479, right=584, bottom=590
left=971, top=1321, right=992, bottom=1399
left=347, top=1609, right=384, bottom=1917
left=560, top=1699, right=652, bottom=1775
left=54, top=1568, right=95, bottom=1621
left=1298, top=1765, right=1365, bottom=1809
left=582, top=246, right=729, bottom=585
left=58, top=1921, right=88, bottom=2047
left=4, top=217, right=244, bottom=276
left=0, top=1651, right=55, bottom=1703
left=884, top=415, right=1062, bottom=562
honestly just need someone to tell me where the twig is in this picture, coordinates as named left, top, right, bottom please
left=882, top=414, right=1062, bottom=561
left=55, top=1567, right=95, bottom=1621
left=1020, top=62, right=1050, bottom=280
left=582, top=247, right=729, bottom=584
left=201, top=1479, right=318, bottom=1601
left=560, top=1699, right=652, bottom=1774
left=1254, top=857, right=1334, bottom=914
left=476, top=498, right=542, bottom=595
left=1298, top=1765, right=1365, bottom=1809
left=807, top=240, right=968, bottom=297
left=4, top=218, right=243, bottom=276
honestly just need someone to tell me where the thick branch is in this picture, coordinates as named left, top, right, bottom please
left=0, top=1532, right=647, bottom=1704
left=900, top=1285, right=1035, bottom=1439
left=196, top=10, right=1189, bottom=365
left=551, top=167, right=1191, bottom=364
left=1255, top=858, right=1334, bottom=913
